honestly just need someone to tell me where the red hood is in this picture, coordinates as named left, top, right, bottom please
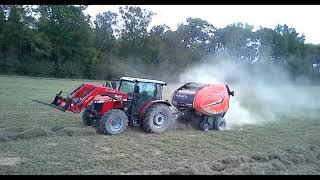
left=93, top=95, right=112, bottom=102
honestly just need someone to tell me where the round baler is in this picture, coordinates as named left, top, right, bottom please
left=171, top=82, right=234, bottom=131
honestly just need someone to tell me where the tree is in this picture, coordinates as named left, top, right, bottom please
left=0, top=5, right=8, bottom=29
left=94, top=11, right=118, bottom=58
left=177, top=17, right=217, bottom=55
left=216, top=22, right=257, bottom=62
left=150, top=24, right=170, bottom=37
left=119, top=5, right=155, bottom=47
left=36, top=5, right=97, bottom=78
left=142, top=24, right=170, bottom=64
left=0, top=5, right=319, bottom=83
left=0, top=5, right=35, bottom=74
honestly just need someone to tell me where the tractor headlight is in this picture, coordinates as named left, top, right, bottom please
left=94, top=100, right=105, bottom=103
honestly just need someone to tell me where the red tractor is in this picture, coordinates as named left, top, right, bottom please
left=32, top=77, right=173, bottom=135
left=31, top=77, right=234, bottom=135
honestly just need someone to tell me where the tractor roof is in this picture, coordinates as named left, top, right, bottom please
left=121, top=77, right=167, bottom=85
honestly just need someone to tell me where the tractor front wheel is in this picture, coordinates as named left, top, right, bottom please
left=142, top=104, right=172, bottom=133
left=99, top=109, right=128, bottom=135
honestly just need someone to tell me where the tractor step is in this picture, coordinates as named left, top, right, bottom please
left=131, top=117, right=141, bottom=127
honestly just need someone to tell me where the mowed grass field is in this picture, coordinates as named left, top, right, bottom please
left=0, top=75, right=320, bottom=175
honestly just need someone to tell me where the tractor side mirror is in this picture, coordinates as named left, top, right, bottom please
left=134, top=85, right=140, bottom=94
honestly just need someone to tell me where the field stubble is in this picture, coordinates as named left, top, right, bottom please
left=0, top=75, right=319, bottom=174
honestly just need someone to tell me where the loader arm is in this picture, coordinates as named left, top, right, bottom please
left=46, top=84, right=127, bottom=113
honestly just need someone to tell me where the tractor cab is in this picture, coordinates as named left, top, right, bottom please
left=115, top=77, right=167, bottom=125
left=118, top=77, right=166, bottom=99
left=105, top=77, right=166, bottom=100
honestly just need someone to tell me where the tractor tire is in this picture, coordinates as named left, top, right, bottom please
left=82, top=108, right=93, bottom=126
left=99, top=109, right=128, bottom=135
left=142, top=104, right=172, bottom=133
left=213, top=117, right=226, bottom=131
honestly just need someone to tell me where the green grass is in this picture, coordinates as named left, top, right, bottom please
left=0, top=75, right=319, bottom=175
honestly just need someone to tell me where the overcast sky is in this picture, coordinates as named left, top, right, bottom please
left=84, top=5, right=320, bottom=45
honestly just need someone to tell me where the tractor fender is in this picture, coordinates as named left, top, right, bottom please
left=139, top=100, right=172, bottom=118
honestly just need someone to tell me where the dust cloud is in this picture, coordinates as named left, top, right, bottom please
left=177, top=55, right=318, bottom=128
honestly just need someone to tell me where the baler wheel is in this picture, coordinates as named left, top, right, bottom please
left=213, top=117, right=226, bottom=131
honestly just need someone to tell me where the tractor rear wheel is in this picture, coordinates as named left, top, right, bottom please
left=99, top=109, right=128, bottom=135
left=142, top=104, right=172, bottom=133
left=213, top=117, right=226, bottom=131
left=82, top=107, right=93, bottom=126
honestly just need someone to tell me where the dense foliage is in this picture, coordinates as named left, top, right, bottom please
left=0, top=5, right=319, bottom=82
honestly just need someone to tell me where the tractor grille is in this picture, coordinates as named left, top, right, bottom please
left=93, top=103, right=103, bottom=112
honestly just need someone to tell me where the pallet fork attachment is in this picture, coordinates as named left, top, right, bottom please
left=27, top=96, right=69, bottom=112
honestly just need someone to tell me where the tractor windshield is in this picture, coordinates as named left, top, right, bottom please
left=139, top=82, right=158, bottom=103
left=119, top=81, right=135, bottom=97
left=118, top=80, right=160, bottom=115
left=119, top=80, right=158, bottom=101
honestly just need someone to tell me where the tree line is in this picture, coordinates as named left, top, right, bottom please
left=0, top=5, right=319, bottom=82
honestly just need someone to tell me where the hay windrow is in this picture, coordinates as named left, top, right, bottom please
left=4, top=126, right=97, bottom=140
left=12, top=127, right=55, bottom=140
left=56, top=127, right=96, bottom=136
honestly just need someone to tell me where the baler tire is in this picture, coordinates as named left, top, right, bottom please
left=213, top=117, right=226, bottom=131
left=99, top=109, right=128, bottom=135
left=82, top=108, right=93, bottom=126
left=142, top=104, right=172, bottom=133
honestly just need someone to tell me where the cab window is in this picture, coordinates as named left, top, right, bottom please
left=138, top=82, right=156, bottom=99
left=119, top=81, right=135, bottom=96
